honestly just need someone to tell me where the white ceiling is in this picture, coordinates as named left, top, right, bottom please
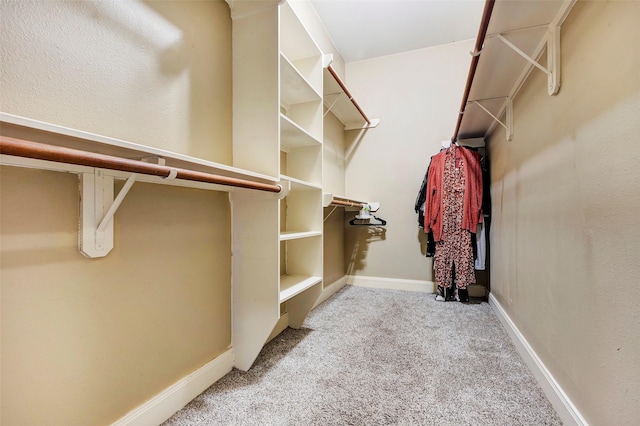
left=309, top=0, right=486, bottom=63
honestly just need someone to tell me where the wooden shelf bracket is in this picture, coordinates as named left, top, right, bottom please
left=471, top=98, right=513, bottom=141
left=494, top=25, right=561, bottom=96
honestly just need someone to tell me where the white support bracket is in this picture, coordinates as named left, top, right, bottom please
left=323, top=95, right=341, bottom=118
left=472, top=98, right=513, bottom=141
left=79, top=170, right=138, bottom=258
left=495, top=26, right=561, bottom=96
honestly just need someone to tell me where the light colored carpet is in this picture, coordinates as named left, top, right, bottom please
left=164, top=285, right=562, bottom=425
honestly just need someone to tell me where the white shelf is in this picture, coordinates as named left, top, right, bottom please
left=456, top=1, right=575, bottom=140
left=322, top=192, right=367, bottom=208
left=0, top=112, right=279, bottom=183
left=280, top=230, right=322, bottom=241
left=279, top=274, right=322, bottom=303
left=279, top=1, right=323, bottom=95
left=280, top=54, right=322, bottom=106
left=280, top=114, right=322, bottom=149
left=280, top=175, right=322, bottom=191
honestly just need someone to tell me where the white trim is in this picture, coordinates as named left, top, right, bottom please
left=347, top=275, right=434, bottom=293
left=313, top=275, right=348, bottom=308
left=111, top=349, right=234, bottom=426
left=489, top=293, right=588, bottom=426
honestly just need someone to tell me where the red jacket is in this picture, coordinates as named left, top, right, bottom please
left=424, top=145, right=483, bottom=241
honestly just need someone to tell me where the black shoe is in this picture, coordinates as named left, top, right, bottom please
left=445, top=286, right=456, bottom=301
left=435, top=285, right=445, bottom=302
left=458, top=288, right=469, bottom=303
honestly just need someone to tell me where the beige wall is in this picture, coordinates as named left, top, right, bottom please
left=0, top=0, right=231, bottom=164
left=323, top=111, right=347, bottom=286
left=488, top=1, right=640, bottom=424
left=342, top=41, right=474, bottom=284
left=1, top=1, right=233, bottom=425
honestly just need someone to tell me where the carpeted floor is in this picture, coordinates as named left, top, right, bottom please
left=163, top=285, right=562, bottom=425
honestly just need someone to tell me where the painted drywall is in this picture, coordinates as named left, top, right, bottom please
left=488, top=1, right=640, bottom=423
left=342, top=40, right=475, bottom=285
left=0, top=1, right=233, bottom=424
left=323, top=111, right=347, bottom=286
left=0, top=0, right=231, bottom=164
left=0, top=168, right=232, bottom=425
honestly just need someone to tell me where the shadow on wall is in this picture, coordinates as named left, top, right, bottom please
left=344, top=225, right=386, bottom=276
left=60, top=0, right=232, bottom=164
left=344, top=128, right=368, bottom=167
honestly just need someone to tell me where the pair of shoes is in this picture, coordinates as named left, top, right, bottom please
left=458, top=288, right=469, bottom=303
left=435, top=285, right=445, bottom=302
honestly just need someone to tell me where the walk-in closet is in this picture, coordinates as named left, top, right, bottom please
left=1, top=0, right=638, bottom=425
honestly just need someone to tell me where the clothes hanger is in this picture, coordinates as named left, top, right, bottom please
left=349, top=215, right=387, bottom=227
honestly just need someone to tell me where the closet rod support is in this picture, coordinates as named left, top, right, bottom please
left=323, top=95, right=341, bottom=118
left=495, top=27, right=561, bottom=96
left=495, top=34, right=550, bottom=75
left=472, top=101, right=506, bottom=130
left=95, top=172, right=137, bottom=244
left=472, top=99, right=513, bottom=141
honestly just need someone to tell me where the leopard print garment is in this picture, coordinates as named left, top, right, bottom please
left=434, top=146, right=475, bottom=289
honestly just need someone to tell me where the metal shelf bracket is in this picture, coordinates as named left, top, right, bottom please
left=495, top=25, right=561, bottom=96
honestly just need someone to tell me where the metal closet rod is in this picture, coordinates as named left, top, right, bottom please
left=452, top=0, right=495, bottom=142
left=326, top=64, right=371, bottom=125
left=0, top=135, right=282, bottom=193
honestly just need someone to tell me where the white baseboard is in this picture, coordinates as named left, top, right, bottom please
left=313, top=276, right=348, bottom=308
left=489, top=293, right=587, bottom=426
left=347, top=275, right=434, bottom=293
left=111, top=349, right=234, bottom=426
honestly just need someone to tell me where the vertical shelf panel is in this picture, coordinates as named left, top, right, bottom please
left=231, top=192, right=280, bottom=371
left=231, top=6, right=280, bottom=179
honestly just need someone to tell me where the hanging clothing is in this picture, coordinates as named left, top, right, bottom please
left=423, top=144, right=483, bottom=241
left=433, top=146, right=475, bottom=289
left=414, top=164, right=436, bottom=257
left=474, top=219, right=487, bottom=270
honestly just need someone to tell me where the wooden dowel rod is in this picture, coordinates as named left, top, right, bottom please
left=331, top=199, right=364, bottom=208
left=327, top=65, right=371, bottom=125
left=452, top=0, right=495, bottom=142
left=0, top=136, right=282, bottom=193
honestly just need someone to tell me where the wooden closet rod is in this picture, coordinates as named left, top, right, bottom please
left=331, top=198, right=364, bottom=208
left=452, top=0, right=495, bottom=142
left=0, top=136, right=283, bottom=193
left=327, top=64, right=371, bottom=125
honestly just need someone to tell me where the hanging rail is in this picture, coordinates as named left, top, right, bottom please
left=452, top=0, right=495, bottom=142
left=326, top=64, right=371, bottom=126
left=330, top=198, right=365, bottom=208
left=0, top=136, right=282, bottom=193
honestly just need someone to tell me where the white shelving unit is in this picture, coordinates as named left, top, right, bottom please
left=278, top=0, right=324, bottom=333
left=227, top=0, right=324, bottom=371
